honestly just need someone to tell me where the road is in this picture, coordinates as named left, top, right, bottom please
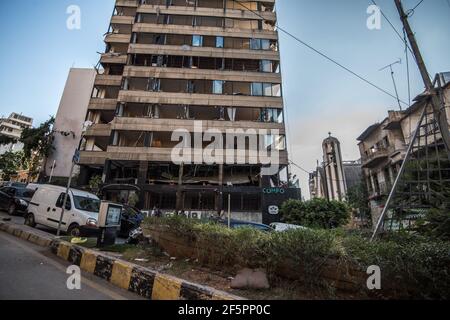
left=0, top=231, right=143, bottom=300
left=0, top=210, right=141, bottom=300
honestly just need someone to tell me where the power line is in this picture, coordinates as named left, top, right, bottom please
left=370, top=0, right=414, bottom=56
left=411, top=0, right=425, bottom=11
left=232, top=0, right=409, bottom=107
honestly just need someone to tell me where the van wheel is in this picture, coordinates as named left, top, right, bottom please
left=24, top=214, right=36, bottom=228
left=68, top=224, right=81, bottom=237
left=7, top=203, right=16, bottom=216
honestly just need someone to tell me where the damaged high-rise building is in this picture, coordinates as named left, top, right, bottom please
left=78, top=0, right=299, bottom=224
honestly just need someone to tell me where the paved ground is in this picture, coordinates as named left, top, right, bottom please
left=0, top=230, right=142, bottom=300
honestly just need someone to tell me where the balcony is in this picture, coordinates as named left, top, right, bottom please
left=100, top=53, right=128, bottom=65
left=105, top=33, right=131, bottom=44
left=118, top=90, right=283, bottom=109
left=136, top=5, right=276, bottom=23
left=111, top=15, right=135, bottom=25
left=88, top=98, right=117, bottom=111
left=79, top=151, right=108, bottom=166
left=123, top=66, right=281, bottom=83
left=95, top=74, right=123, bottom=87
left=111, top=117, right=285, bottom=133
left=116, top=0, right=139, bottom=8
left=84, top=124, right=112, bottom=137
left=132, top=23, right=278, bottom=40
left=362, top=146, right=392, bottom=168
left=104, top=146, right=288, bottom=164
left=128, top=43, right=280, bottom=61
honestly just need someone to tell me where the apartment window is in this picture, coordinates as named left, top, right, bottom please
left=216, top=36, right=224, bottom=48
left=260, top=60, right=272, bottom=73
left=272, top=84, right=282, bottom=97
left=192, top=35, right=203, bottom=47
left=251, top=83, right=263, bottom=96
left=261, top=39, right=271, bottom=50
left=213, top=80, right=224, bottom=94
left=250, top=38, right=261, bottom=50
left=263, top=83, right=272, bottom=96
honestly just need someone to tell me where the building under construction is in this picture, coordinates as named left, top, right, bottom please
left=77, top=0, right=300, bottom=223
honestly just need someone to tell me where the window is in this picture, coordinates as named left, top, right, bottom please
left=260, top=60, right=272, bottom=72
left=251, top=82, right=263, bottom=96
left=216, top=36, right=224, bottom=48
left=263, top=83, right=272, bottom=96
left=56, top=193, right=72, bottom=210
left=250, top=38, right=261, bottom=50
left=213, top=80, right=224, bottom=94
left=272, top=84, right=282, bottom=97
left=261, top=39, right=271, bottom=50
left=73, top=196, right=100, bottom=213
left=192, top=35, right=203, bottom=47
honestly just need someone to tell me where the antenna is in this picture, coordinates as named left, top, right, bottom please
left=379, top=59, right=403, bottom=110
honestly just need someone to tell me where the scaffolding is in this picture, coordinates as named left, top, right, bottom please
left=372, top=76, right=450, bottom=239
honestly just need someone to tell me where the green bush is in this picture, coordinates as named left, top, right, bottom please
left=144, top=216, right=450, bottom=299
left=280, top=198, right=350, bottom=229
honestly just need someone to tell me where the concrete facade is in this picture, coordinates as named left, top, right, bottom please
left=45, top=68, right=97, bottom=180
left=357, top=75, right=450, bottom=226
left=0, top=113, right=33, bottom=155
left=309, top=135, right=361, bottom=201
left=78, top=0, right=297, bottom=223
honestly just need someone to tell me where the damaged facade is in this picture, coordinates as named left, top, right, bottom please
left=78, top=0, right=299, bottom=223
left=357, top=72, right=450, bottom=226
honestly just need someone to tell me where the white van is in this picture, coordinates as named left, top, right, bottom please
left=25, top=184, right=100, bottom=237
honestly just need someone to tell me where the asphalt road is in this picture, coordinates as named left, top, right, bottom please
left=0, top=224, right=142, bottom=300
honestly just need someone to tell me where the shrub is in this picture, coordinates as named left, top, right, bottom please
left=144, top=217, right=450, bottom=299
left=280, top=198, right=350, bottom=229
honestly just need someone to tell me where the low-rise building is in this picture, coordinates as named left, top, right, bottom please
left=0, top=113, right=33, bottom=155
left=357, top=72, right=450, bottom=226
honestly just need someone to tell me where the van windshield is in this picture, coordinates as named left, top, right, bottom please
left=73, top=196, right=100, bottom=213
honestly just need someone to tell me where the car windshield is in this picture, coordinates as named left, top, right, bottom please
left=16, top=188, right=35, bottom=198
left=73, top=196, right=100, bottom=213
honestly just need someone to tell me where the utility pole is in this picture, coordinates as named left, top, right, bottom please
left=394, top=0, right=450, bottom=157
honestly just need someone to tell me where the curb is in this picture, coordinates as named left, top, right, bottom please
left=0, top=221, right=243, bottom=301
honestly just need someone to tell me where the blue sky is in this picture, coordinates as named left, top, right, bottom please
left=0, top=0, right=449, bottom=196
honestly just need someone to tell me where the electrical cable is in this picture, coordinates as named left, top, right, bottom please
left=232, top=0, right=409, bottom=107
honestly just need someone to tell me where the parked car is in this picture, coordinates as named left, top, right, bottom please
left=1, top=182, right=27, bottom=188
left=0, top=186, right=35, bottom=215
left=25, top=184, right=100, bottom=237
left=215, top=218, right=274, bottom=232
left=270, top=222, right=308, bottom=232
left=26, top=183, right=41, bottom=191
left=118, top=205, right=144, bottom=238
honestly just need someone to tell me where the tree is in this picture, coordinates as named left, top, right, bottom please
left=346, top=180, right=372, bottom=226
left=280, top=198, right=350, bottom=229
left=0, top=135, right=17, bottom=146
left=0, top=151, right=23, bottom=181
left=19, top=117, right=55, bottom=181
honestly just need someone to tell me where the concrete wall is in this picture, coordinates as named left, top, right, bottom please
left=46, top=68, right=97, bottom=178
